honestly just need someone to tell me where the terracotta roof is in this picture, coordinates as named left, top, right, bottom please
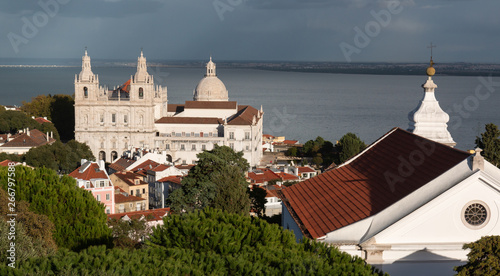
left=280, top=128, right=471, bottom=239
left=282, top=140, right=298, bottom=145
left=0, top=160, right=20, bottom=167
left=1, top=129, right=55, bottom=148
left=167, top=104, right=184, bottom=113
left=248, top=168, right=281, bottom=184
left=34, top=117, right=52, bottom=124
left=109, top=157, right=137, bottom=172
left=115, top=193, right=145, bottom=204
left=175, top=164, right=195, bottom=170
left=112, top=171, right=147, bottom=186
left=298, top=166, right=316, bottom=174
left=157, top=175, right=183, bottom=184
left=107, top=208, right=170, bottom=222
left=263, top=134, right=274, bottom=139
left=276, top=172, right=299, bottom=181
left=155, top=117, right=223, bottom=125
left=227, top=105, right=261, bottom=125
left=0, top=134, right=7, bottom=142
left=150, top=164, right=170, bottom=172
left=69, top=162, right=108, bottom=181
left=184, top=101, right=237, bottom=109
left=133, top=160, right=161, bottom=172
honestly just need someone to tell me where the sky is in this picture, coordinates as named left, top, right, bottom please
left=0, top=0, right=499, bottom=63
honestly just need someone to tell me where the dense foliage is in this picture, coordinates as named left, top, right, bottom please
left=287, top=134, right=366, bottom=169
left=168, top=145, right=250, bottom=214
left=107, top=218, right=151, bottom=249
left=0, top=109, right=60, bottom=141
left=475, top=123, right=500, bottom=167
left=454, top=235, right=500, bottom=275
left=24, top=140, right=95, bottom=174
left=21, top=94, right=75, bottom=141
left=1, top=208, right=386, bottom=275
left=249, top=186, right=267, bottom=217
left=0, top=188, right=57, bottom=265
left=0, top=166, right=111, bottom=251
left=335, top=132, right=367, bottom=164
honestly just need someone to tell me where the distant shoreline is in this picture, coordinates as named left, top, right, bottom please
left=1, top=60, right=499, bottom=77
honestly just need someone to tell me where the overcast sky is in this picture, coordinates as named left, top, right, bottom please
left=1, top=0, right=498, bottom=63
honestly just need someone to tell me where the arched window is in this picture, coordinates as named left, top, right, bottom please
left=99, top=151, right=106, bottom=162
left=166, top=154, right=172, bottom=163
left=111, top=151, right=118, bottom=162
left=84, top=87, right=88, bottom=98
left=139, top=88, right=144, bottom=99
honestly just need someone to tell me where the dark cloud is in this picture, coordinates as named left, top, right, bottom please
left=0, top=0, right=164, bottom=18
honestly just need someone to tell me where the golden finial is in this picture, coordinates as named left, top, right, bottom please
left=426, top=42, right=436, bottom=76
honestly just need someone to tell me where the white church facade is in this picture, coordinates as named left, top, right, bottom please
left=74, top=51, right=263, bottom=167
left=280, top=60, right=500, bottom=275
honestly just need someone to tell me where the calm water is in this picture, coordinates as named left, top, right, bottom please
left=1, top=65, right=499, bottom=151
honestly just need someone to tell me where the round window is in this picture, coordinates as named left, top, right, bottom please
left=462, top=201, right=490, bottom=229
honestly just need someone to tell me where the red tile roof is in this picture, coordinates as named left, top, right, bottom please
left=155, top=117, right=223, bottom=125
left=184, top=101, right=237, bottom=109
left=150, top=164, right=171, bottom=172
left=282, top=140, right=298, bottom=145
left=115, top=193, right=145, bottom=204
left=175, top=164, right=195, bottom=170
left=280, top=128, right=471, bottom=239
left=109, top=157, right=137, bottom=172
left=298, top=166, right=316, bottom=174
left=120, top=79, right=131, bottom=93
left=69, top=162, right=108, bottom=181
left=112, top=171, right=147, bottom=186
left=157, top=175, right=183, bottom=184
left=34, top=117, right=52, bottom=124
left=263, top=134, right=275, bottom=139
left=0, top=160, right=20, bottom=167
left=227, top=105, right=261, bottom=125
left=1, top=129, right=55, bottom=148
left=107, top=208, right=170, bottom=222
left=167, top=104, right=184, bottom=113
left=133, top=160, right=161, bottom=172
left=248, top=168, right=281, bottom=184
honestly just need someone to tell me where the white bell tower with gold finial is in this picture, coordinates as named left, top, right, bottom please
left=408, top=43, right=456, bottom=147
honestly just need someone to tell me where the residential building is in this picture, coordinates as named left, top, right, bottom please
left=110, top=171, right=149, bottom=209
left=0, top=128, right=55, bottom=154
left=69, top=160, right=115, bottom=214
left=107, top=207, right=170, bottom=229
left=114, top=186, right=147, bottom=213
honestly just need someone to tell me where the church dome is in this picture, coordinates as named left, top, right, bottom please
left=193, top=57, right=229, bottom=101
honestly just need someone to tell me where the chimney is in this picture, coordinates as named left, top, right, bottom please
left=472, top=148, right=485, bottom=171
left=47, top=132, right=49, bottom=142
left=98, top=160, right=105, bottom=171
left=81, top=159, right=88, bottom=165
left=27, top=128, right=30, bottom=136
left=50, top=131, right=53, bottom=138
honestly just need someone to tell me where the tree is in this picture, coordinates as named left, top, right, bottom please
left=454, top=236, right=500, bottom=275
left=0, top=110, right=60, bottom=140
left=335, top=132, right=367, bottom=164
left=249, top=186, right=267, bottom=217
left=21, top=94, right=75, bottom=141
left=0, top=166, right=111, bottom=251
left=475, top=123, right=500, bottom=167
left=167, top=145, right=250, bottom=214
left=25, top=140, right=95, bottom=173
left=285, top=146, right=298, bottom=157
left=108, top=218, right=151, bottom=249
left=3, top=209, right=387, bottom=275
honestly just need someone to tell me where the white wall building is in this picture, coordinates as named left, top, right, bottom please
left=74, top=51, right=263, bottom=167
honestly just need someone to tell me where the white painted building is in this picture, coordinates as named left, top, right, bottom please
left=74, top=51, right=263, bottom=167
